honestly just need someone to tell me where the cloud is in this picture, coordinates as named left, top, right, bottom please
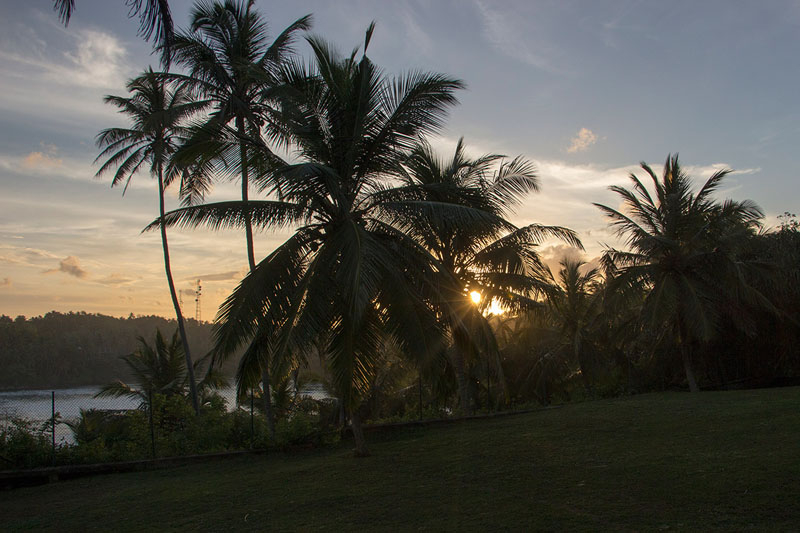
left=43, top=256, right=89, bottom=279
left=537, top=244, right=603, bottom=279
left=0, top=244, right=61, bottom=267
left=567, top=128, right=599, bottom=153
left=67, top=30, right=126, bottom=85
left=21, top=142, right=63, bottom=169
left=0, top=24, right=128, bottom=88
left=186, top=269, right=248, bottom=282
left=96, top=273, right=138, bottom=286
left=399, top=5, right=433, bottom=56
left=474, top=1, right=565, bottom=73
left=22, top=151, right=63, bottom=169
left=0, top=277, right=10, bottom=288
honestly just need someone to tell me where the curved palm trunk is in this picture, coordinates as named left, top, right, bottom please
left=236, top=115, right=276, bottom=438
left=158, top=168, right=199, bottom=414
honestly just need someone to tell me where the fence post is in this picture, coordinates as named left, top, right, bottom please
left=418, top=375, right=423, bottom=420
left=51, top=391, right=56, bottom=465
left=250, top=387, right=254, bottom=448
left=148, top=389, right=156, bottom=459
left=487, top=360, right=492, bottom=413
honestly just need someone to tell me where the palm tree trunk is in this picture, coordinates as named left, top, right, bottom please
left=682, top=350, right=700, bottom=393
left=677, top=324, right=700, bottom=393
left=237, top=115, right=257, bottom=272
left=350, top=408, right=369, bottom=457
left=158, top=167, right=199, bottom=414
left=451, top=331, right=472, bottom=414
left=261, top=367, right=276, bottom=440
left=237, top=115, right=276, bottom=434
left=451, top=350, right=471, bottom=414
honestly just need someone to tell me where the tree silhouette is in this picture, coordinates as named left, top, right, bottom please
left=169, top=0, right=311, bottom=436
left=595, top=155, right=765, bottom=392
left=153, top=23, right=464, bottom=455
left=96, top=68, right=208, bottom=412
left=396, top=138, right=581, bottom=412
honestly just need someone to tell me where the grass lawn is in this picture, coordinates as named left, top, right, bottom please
left=2, top=387, right=799, bottom=531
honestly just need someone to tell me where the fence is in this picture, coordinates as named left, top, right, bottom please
left=1, top=381, right=513, bottom=472
left=0, top=385, right=333, bottom=471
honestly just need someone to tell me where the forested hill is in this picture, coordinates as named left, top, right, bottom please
left=0, top=312, right=218, bottom=390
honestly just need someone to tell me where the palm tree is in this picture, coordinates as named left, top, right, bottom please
left=95, top=68, right=208, bottom=413
left=95, top=329, right=226, bottom=404
left=96, top=329, right=188, bottom=404
left=543, top=257, right=603, bottom=392
left=395, top=139, right=582, bottom=412
left=595, top=154, right=765, bottom=392
left=169, top=0, right=311, bottom=436
left=170, top=1, right=311, bottom=265
left=155, top=24, right=464, bottom=455
left=53, top=0, right=175, bottom=65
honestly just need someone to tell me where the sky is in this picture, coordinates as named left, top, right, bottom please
left=1, top=0, right=799, bottom=320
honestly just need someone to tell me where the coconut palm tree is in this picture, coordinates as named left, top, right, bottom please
left=95, top=68, right=208, bottom=413
left=595, top=154, right=765, bottom=392
left=170, top=1, right=311, bottom=265
left=394, top=138, right=582, bottom=412
left=96, top=329, right=226, bottom=404
left=543, top=257, right=603, bottom=391
left=169, top=0, right=311, bottom=436
left=154, top=24, right=464, bottom=455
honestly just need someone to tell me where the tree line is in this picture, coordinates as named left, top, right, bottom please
left=47, top=0, right=800, bottom=456
left=0, top=312, right=217, bottom=390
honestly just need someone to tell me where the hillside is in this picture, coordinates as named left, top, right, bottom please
left=0, top=312, right=220, bottom=390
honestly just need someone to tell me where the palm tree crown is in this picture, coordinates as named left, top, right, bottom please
left=595, top=154, right=765, bottom=391
left=394, top=138, right=582, bottom=411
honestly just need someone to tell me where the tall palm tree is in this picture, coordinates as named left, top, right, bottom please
left=169, top=0, right=311, bottom=436
left=395, top=139, right=582, bottom=412
left=95, top=68, right=208, bottom=413
left=595, top=154, right=765, bottom=392
left=155, top=24, right=464, bottom=455
left=170, top=1, right=311, bottom=266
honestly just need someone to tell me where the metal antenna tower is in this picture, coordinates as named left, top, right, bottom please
left=194, top=279, right=202, bottom=322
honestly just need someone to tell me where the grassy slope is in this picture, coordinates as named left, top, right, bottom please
left=2, top=388, right=799, bottom=531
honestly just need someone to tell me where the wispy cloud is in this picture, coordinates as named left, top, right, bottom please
left=399, top=4, right=433, bottom=56
left=474, top=1, right=562, bottom=72
left=567, top=128, right=599, bottom=153
left=0, top=244, right=61, bottom=267
left=95, top=272, right=138, bottom=286
left=0, top=26, right=128, bottom=89
left=43, top=255, right=89, bottom=279
left=186, top=268, right=248, bottom=282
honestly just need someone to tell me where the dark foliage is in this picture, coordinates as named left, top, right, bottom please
left=0, top=312, right=219, bottom=390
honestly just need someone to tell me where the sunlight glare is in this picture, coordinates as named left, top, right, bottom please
left=470, top=291, right=481, bottom=304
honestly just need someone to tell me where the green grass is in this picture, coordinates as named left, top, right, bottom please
left=3, top=388, right=799, bottom=531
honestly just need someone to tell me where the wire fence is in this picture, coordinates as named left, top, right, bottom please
left=0, top=385, right=333, bottom=471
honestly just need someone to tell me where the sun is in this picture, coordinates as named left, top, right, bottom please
left=470, top=291, right=481, bottom=304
